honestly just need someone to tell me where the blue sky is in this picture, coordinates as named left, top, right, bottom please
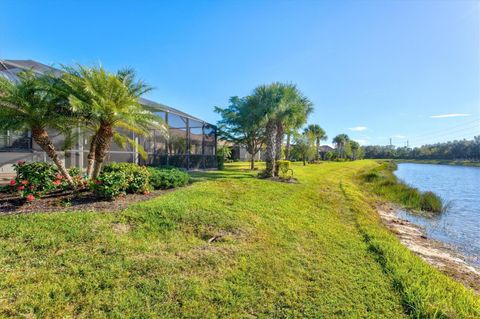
left=1, top=0, right=479, bottom=147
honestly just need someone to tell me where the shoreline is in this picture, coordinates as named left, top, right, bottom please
left=393, top=159, right=480, bottom=167
left=377, top=203, right=480, bottom=292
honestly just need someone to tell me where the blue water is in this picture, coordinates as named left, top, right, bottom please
left=394, top=163, right=480, bottom=267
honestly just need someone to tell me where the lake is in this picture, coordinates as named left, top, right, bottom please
left=394, top=163, right=480, bottom=267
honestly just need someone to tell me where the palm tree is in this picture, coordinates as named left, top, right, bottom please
left=251, top=83, right=312, bottom=177
left=350, top=140, right=360, bottom=160
left=304, top=124, right=327, bottom=161
left=63, top=65, right=162, bottom=178
left=0, top=71, right=75, bottom=185
left=332, top=133, right=350, bottom=159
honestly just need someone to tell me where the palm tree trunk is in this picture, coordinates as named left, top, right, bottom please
left=316, top=137, right=320, bottom=161
left=274, top=123, right=284, bottom=176
left=86, top=133, right=97, bottom=179
left=32, top=128, right=74, bottom=186
left=264, top=120, right=277, bottom=177
left=285, top=133, right=291, bottom=160
left=92, top=124, right=114, bottom=178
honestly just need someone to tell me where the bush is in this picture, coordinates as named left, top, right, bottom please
left=148, top=167, right=190, bottom=190
left=103, top=163, right=151, bottom=194
left=91, top=171, right=128, bottom=199
left=420, top=191, right=443, bottom=212
left=12, top=161, right=58, bottom=200
left=276, top=160, right=293, bottom=178
left=216, top=155, right=225, bottom=170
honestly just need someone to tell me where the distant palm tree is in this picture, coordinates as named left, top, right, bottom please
left=350, top=140, right=360, bottom=160
left=332, top=133, right=350, bottom=159
left=63, top=65, right=163, bottom=178
left=0, top=71, right=75, bottom=185
left=304, top=124, right=327, bottom=161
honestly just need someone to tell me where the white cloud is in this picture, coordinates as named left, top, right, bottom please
left=349, top=126, right=368, bottom=132
left=430, top=113, right=470, bottom=119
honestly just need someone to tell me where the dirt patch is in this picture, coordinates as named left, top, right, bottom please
left=263, top=176, right=299, bottom=184
left=0, top=188, right=179, bottom=216
left=378, top=203, right=480, bottom=292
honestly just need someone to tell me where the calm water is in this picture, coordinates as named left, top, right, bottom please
left=394, top=163, right=480, bottom=267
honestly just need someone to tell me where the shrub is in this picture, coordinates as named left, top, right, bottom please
left=420, top=191, right=443, bottom=212
left=363, top=170, right=381, bottom=182
left=91, top=171, right=127, bottom=199
left=103, top=162, right=151, bottom=194
left=276, top=160, right=293, bottom=178
left=216, top=155, right=225, bottom=170
left=12, top=161, right=58, bottom=200
left=147, top=167, right=190, bottom=190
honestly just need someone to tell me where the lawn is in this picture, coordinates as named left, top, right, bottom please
left=0, top=161, right=478, bottom=318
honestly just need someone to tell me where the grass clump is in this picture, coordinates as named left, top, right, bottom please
left=361, top=161, right=443, bottom=213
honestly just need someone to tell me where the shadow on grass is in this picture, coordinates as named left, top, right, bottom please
left=189, top=168, right=259, bottom=183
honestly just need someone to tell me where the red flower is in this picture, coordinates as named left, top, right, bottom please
left=17, top=185, right=25, bottom=191
left=29, top=185, right=34, bottom=190
left=143, top=190, right=150, bottom=195
left=55, top=174, right=63, bottom=180
left=26, top=194, right=35, bottom=202
left=94, top=180, right=102, bottom=185
left=17, top=160, right=25, bottom=166
left=9, top=180, right=16, bottom=186
left=21, top=180, right=29, bottom=185
left=53, top=180, right=62, bottom=186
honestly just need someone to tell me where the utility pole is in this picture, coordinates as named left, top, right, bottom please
left=389, top=138, right=392, bottom=147
left=407, top=140, right=409, bottom=148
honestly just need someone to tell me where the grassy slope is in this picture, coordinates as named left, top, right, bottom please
left=0, top=161, right=478, bottom=318
left=394, top=159, right=480, bottom=167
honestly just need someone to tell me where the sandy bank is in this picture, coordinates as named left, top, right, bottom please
left=378, top=204, right=480, bottom=292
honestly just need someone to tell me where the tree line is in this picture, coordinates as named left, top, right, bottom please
left=362, top=137, right=480, bottom=161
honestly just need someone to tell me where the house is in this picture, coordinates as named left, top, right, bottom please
left=0, top=59, right=217, bottom=173
left=318, top=145, right=335, bottom=160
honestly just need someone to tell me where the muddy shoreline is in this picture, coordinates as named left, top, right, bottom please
left=378, top=203, right=480, bottom=292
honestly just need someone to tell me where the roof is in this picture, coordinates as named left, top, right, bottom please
left=0, top=59, right=212, bottom=126
left=319, top=145, right=335, bottom=152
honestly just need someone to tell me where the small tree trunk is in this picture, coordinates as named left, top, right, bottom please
left=315, top=138, right=320, bottom=161
left=303, top=155, right=306, bottom=166
left=32, top=128, right=74, bottom=186
left=285, top=133, right=291, bottom=160
left=274, top=123, right=284, bottom=176
left=264, top=120, right=277, bottom=177
left=92, top=124, right=114, bottom=178
left=86, top=133, right=97, bottom=179
left=250, top=155, right=255, bottom=170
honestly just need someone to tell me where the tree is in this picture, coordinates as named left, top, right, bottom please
left=215, top=96, right=265, bottom=170
left=332, top=134, right=350, bottom=159
left=304, top=124, right=327, bottom=161
left=349, top=140, right=362, bottom=160
left=251, top=83, right=312, bottom=177
left=291, top=132, right=315, bottom=165
left=63, top=65, right=162, bottom=178
left=0, top=71, right=75, bottom=185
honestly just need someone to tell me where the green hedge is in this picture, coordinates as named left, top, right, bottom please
left=147, top=167, right=190, bottom=190
left=102, top=163, right=151, bottom=194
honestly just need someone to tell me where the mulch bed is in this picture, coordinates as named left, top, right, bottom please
left=0, top=188, right=173, bottom=216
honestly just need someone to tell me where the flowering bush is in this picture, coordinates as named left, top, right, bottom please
left=90, top=170, right=128, bottom=199
left=102, top=162, right=151, bottom=194
left=12, top=161, right=58, bottom=200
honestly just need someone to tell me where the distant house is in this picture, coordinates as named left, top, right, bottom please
left=318, top=145, right=335, bottom=159
left=0, top=59, right=217, bottom=173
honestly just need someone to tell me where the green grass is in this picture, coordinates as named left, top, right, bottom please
left=361, top=161, right=443, bottom=213
left=0, top=161, right=478, bottom=318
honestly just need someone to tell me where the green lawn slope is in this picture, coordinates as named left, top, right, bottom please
left=0, top=161, right=478, bottom=318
